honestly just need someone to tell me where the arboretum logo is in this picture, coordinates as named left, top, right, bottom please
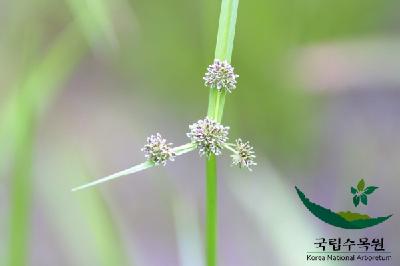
left=295, top=179, right=392, bottom=229
left=296, top=179, right=393, bottom=263
left=306, top=237, right=392, bottom=262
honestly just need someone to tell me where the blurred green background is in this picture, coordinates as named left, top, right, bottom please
left=1, top=0, right=399, bottom=265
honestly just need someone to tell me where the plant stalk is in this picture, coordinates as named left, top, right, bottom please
left=205, top=0, right=239, bottom=265
left=205, top=154, right=217, bottom=266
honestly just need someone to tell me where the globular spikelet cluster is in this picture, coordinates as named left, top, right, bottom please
left=231, top=138, right=257, bottom=171
left=140, top=117, right=257, bottom=171
left=185, top=117, right=256, bottom=170
left=139, top=59, right=256, bottom=171
left=203, top=59, right=239, bottom=93
left=187, top=117, right=229, bottom=157
left=141, top=133, right=176, bottom=165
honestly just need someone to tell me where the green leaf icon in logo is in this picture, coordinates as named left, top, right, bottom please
left=357, top=179, right=365, bottom=191
left=364, top=186, right=378, bottom=195
left=351, top=179, right=378, bottom=207
left=352, top=194, right=360, bottom=207
left=360, top=194, right=368, bottom=205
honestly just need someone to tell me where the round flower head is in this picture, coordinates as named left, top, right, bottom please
left=203, top=59, right=239, bottom=93
left=187, top=117, right=229, bottom=157
left=231, top=138, right=257, bottom=171
left=141, top=133, right=176, bottom=166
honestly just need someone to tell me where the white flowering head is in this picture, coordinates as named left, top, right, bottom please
left=141, top=133, right=176, bottom=165
left=231, top=138, right=257, bottom=171
left=187, top=117, right=229, bottom=157
left=203, top=59, right=239, bottom=93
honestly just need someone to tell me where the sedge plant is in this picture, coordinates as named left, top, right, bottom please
left=72, top=0, right=254, bottom=265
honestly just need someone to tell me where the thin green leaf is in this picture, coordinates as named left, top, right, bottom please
left=351, top=187, right=357, bottom=194
left=357, top=179, right=365, bottom=191
left=71, top=161, right=155, bottom=192
left=353, top=195, right=360, bottom=207
left=72, top=143, right=196, bottom=191
left=361, top=194, right=368, bottom=205
left=364, top=186, right=378, bottom=195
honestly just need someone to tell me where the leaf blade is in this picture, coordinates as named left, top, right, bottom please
left=71, top=143, right=196, bottom=192
left=71, top=161, right=154, bottom=192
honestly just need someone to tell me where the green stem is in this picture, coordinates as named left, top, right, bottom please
left=205, top=0, right=239, bottom=265
left=206, top=154, right=217, bottom=266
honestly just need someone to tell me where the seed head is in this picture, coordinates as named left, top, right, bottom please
left=187, top=117, right=229, bottom=156
left=203, top=59, right=239, bottom=92
left=141, top=133, right=176, bottom=165
left=231, top=138, right=257, bottom=171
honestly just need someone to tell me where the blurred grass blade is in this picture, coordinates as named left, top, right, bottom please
left=173, top=196, right=204, bottom=266
left=3, top=27, right=85, bottom=263
left=7, top=111, right=35, bottom=266
left=67, top=0, right=118, bottom=50
left=0, top=25, right=86, bottom=177
left=4, top=25, right=86, bottom=265
left=38, top=151, right=129, bottom=265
